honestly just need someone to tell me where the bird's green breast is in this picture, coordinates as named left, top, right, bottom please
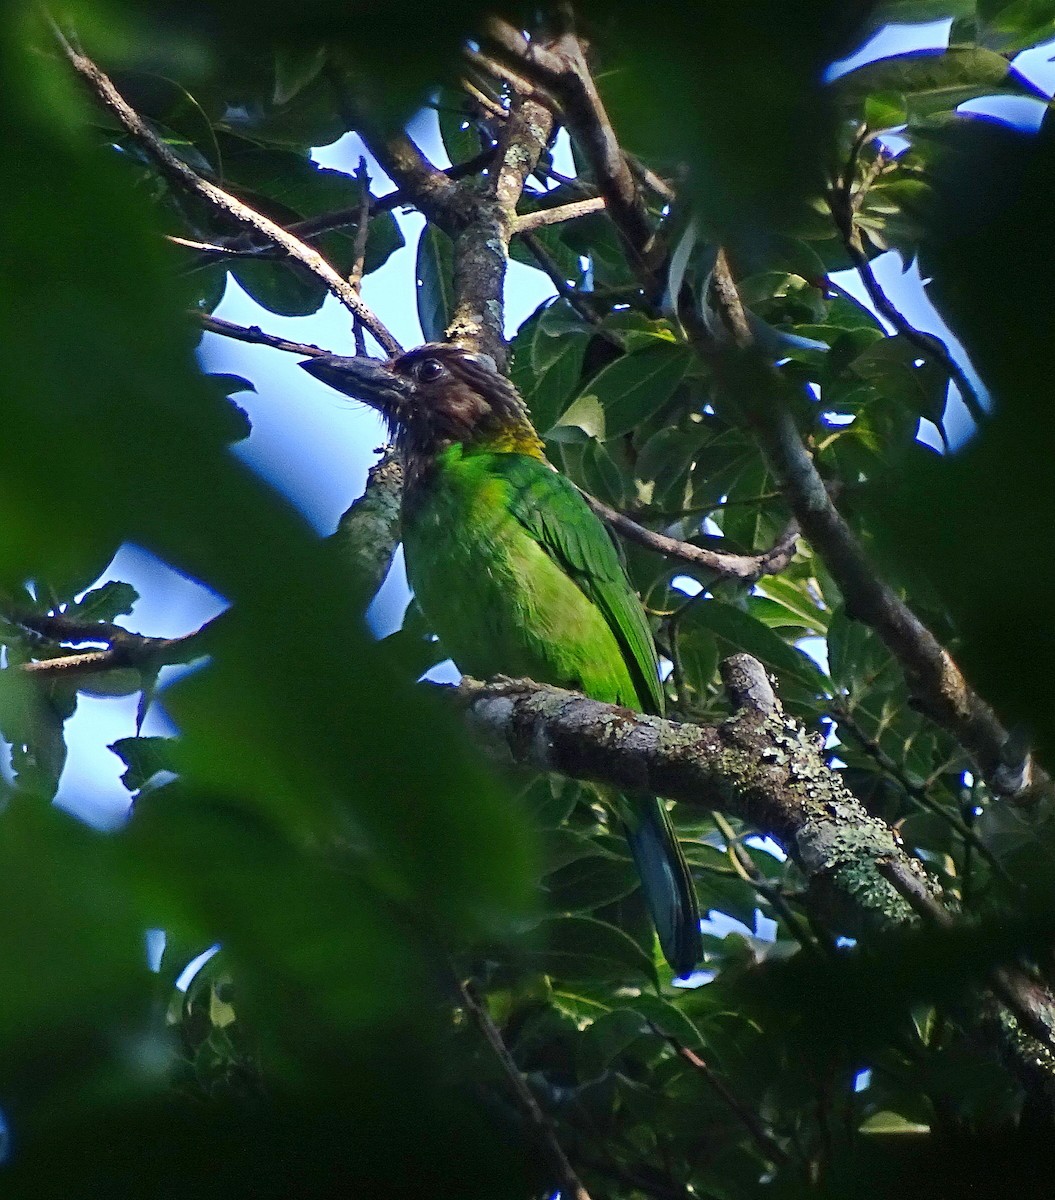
left=402, top=444, right=640, bottom=707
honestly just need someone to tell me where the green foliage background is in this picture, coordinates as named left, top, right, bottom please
left=3, top=1, right=1055, bottom=1196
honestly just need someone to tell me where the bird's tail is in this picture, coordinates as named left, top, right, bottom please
left=624, top=796, right=703, bottom=978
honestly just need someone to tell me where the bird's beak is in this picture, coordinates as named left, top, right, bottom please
left=299, top=354, right=403, bottom=407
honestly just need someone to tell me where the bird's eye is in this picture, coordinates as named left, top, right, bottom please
left=417, top=358, right=445, bottom=382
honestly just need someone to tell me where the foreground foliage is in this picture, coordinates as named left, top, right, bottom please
left=3, top=2, right=1055, bottom=1196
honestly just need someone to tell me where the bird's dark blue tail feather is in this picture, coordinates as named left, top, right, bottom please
left=624, top=796, right=702, bottom=978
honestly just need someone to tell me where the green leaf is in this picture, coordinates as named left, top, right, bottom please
left=754, top=575, right=830, bottom=634
left=865, top=90, right=908, bottom=132
left=859, top=1110, right=931, bottom=1134
left=545, top=854, right=640, bottom=914
left=556, top=343, right=691, bottom=441
left=547, top=393, right=607, bottom=442
left=683, top=601, right=829, bottom=693
left=674, top=616, right=720, bottom=701
left=851, top=334, right=951, bottom=426
left=528, top=915, right=659, bottom=986
left=835, top=47, right=1042, bottom=120
left=66, top=581, right=139, bottom=623
left=977, top=0, right=1055, bottom=50
left=110, top=735, right=180, bottom=792
left=511, top=300, right=591, bottom=432
left=273, top=45, right=328, bottom=106
left=578, top=1007, right=651, bottom=1076
left=415, top=224, right=454, bottom=343
left=827, top=604, right=899, bottom=694
left=436, top=88, right=492, bottom=165
left=0, top=803, right=149, bottom=1088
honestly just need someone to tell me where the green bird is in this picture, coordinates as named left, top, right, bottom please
left=302, top=343, right=702, bottom=976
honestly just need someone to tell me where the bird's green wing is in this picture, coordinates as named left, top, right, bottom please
left=490, top=453, right=665, bottom=715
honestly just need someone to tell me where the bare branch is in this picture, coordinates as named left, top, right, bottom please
left=484, top=18, right=660, bottom=289
left=194, top=312, right=332, bottom=358
left=57, top=29, right=402, bottom=357
left=511, top=195, right=606, bottom=234
left=9, top=610, right=220, bottom=678
left=584, top=492, right=800, bottom=584
left=348, top=158, right=372, bottom=293
left=456, top=976, right=594, bottom=1200
left=351, top=121, right=464, bottom=227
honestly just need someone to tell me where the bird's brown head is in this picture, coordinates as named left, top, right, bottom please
left=300, top=343, right=544, bottom=461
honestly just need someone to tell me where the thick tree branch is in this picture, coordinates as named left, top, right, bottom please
left=57, top=30, right=402, bottom=357
left=457, top=658, right=923, bottom=935
left=694, top=251, right=1047, bottom=805
left=328, top=451, right=403, bottom=599
left=584, top=492, right=800, bottom=583
left=454, top=658, right=1055, bottom=1097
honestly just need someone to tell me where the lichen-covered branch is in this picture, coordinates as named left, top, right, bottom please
left=458, top=657, right=922, bottom=936
left=445, top=91, right=554, bottom=363
left=454, top=656, right=1055, bottom=1098
left=328, top=451, right=403, bottom=599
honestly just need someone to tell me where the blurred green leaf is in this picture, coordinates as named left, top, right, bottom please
left=556, top=343, right=691, bottom=440
left=834, top=47, right=1043, bottom=119
left=416, top=224, right=454, bottom=343
left=527, top=916, right=659, bottom=986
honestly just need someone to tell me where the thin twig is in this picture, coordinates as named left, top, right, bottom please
left=459, top=76, right=508, bottom=122
left=584, top=491, right=800, bottom=583
left=711, top=811, right=826, bottom=954
left=348, top=158, right=372, bottom=292
left=56, top=28, right=402, bottom=357
left=827, top=150, right=986, bottom=425
left=520, top=231, right=615, bottom=338
left=483, top=18, right=660, bottom=290
left=178, top=148, right=501, bottom=269
left=457, top=977, right=593, bottom=1200
left=349, top=158, right=372, bottom=356
left=194, top=313, right=331, bottom=358
left=463, top=46, right=554, bottom=107
left=649, top=1023, right=791, bottom=1167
